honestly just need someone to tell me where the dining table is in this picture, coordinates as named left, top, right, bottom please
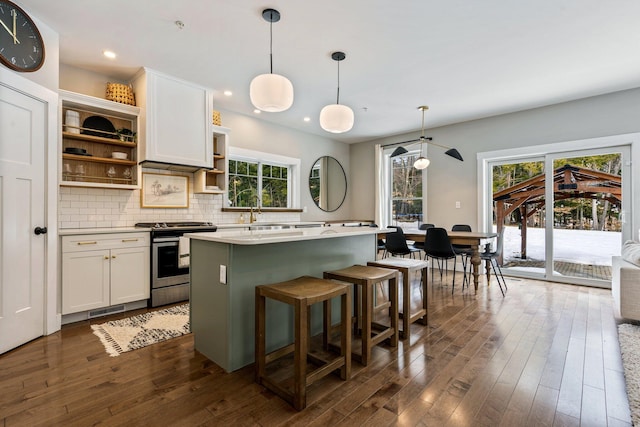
left=380, top=229, right=498, bottom=292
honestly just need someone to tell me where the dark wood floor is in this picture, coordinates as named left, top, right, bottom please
left=0, top=273, right=632, bottom=426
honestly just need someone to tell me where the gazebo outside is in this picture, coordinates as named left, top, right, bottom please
left=492, top=163, right=622, bottom=281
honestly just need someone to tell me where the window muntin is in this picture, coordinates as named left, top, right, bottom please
left=391, top=152, right=423, bottom=225
left=228, top=159, right=290, bottom=208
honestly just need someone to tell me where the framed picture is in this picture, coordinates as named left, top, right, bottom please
left=141, top=173, right=189, bottom=208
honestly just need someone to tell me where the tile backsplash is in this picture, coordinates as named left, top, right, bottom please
left=58, top=185, right=300, bottom=229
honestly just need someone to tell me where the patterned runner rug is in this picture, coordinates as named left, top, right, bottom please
left=618, top=323, right=640, bottom=425
left=91, top=304, right=190, bottom=357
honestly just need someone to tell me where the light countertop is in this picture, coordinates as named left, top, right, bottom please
left=186, top=225, right=388, bottom=245
left=214, top=221, right=325, bottom=229
left=59, top=227, right=151, bottom=236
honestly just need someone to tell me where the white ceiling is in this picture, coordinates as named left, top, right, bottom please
left=18, top=0, right=640, bottom=144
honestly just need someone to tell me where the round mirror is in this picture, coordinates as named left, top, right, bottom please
left=309, top=156, right=347, bottom=212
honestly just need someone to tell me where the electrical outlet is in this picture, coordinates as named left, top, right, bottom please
left=219, top=265, right=227, bottom=284
left=455, top=201, right=461, bottom=209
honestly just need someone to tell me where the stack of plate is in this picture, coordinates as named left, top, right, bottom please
left=64, top=147, right=91, bottom=156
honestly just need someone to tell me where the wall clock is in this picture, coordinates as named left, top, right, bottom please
left=0, top=0, right=45, bottom=72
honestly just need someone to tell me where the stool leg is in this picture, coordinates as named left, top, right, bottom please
left=362, top=283, right=372, bottom=366
left=294, top=299, right=307, bottom=410
left=402, top=269, right=410, bottom=340
left=420, top=266, right=428, bottom=325
left=341, top=291, right=352, bottom=380
left=389, top=276, right=399, bottom=348
left=255, top=290, right=266, bottom=384
left=323, top=299, right=330, bottom=350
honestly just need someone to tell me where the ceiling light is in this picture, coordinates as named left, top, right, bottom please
left=224, top=90, right=232, bottom=96
left=414, top=156, right=430, bottom=169
left=303, top=117, right=310, bottom=122
left=249, top=9, right=294, bottom=112
left=386, top=105, right=464, bottom=166
left=390, top=147, right=408, bottom=157
left=103, top=50, right=116, bottom=59
left=253, top=109, right=261, bottom=114
left=319, top=51, right=354, bottom=133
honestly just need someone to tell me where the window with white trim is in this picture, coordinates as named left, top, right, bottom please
left=227, top=147, right=300, bottom=209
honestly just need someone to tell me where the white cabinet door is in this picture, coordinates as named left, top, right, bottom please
left=110, top=246, right=150, bottom=304
left=62, top=250, right=110, bottom=314
left=133, top=68, right=213, bottom=168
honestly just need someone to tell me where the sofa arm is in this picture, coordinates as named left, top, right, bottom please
left=612, top=256, right=640, bottom=321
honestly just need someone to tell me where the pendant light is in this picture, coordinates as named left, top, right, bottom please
left=319, top=51, right=354, bottom=133
left=413, top=106, right=431, bottom=169
left=250, top=9, right=294, bottom=112
left=386, top=106, right=464, bottom=162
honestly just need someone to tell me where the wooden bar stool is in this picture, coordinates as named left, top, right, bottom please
left=323, top=265, right=399, bottom=366
left=255, top=276, right=351, bottom=411
left=368, top=257, right=428, bottom=340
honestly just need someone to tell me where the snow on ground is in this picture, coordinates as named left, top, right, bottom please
left=501, top=225, right=621, bottom=266
left=393, top=221, right=621, bottom=266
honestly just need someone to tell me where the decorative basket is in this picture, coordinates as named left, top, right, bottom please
left=212, top=110, right=222, bottom=126
left=106, top=82, right=136, bottom=106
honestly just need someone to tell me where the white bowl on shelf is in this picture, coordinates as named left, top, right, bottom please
left=111, top=152, right=128, bottom=160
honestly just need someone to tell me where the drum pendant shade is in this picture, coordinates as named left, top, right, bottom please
left=250, top=9, right=294, bottom=113
left=250, top=73, right=294, bottom=112
left=320, top=104, right=354, bottom=133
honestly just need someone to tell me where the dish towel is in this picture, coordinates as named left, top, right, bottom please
left=178, top=236, right=190, bottom=268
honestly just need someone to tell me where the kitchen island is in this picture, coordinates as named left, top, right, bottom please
left=186, top=226, right=382, bottom=372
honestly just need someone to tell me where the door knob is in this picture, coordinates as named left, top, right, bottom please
left=34, top=226, right=48, bottom=235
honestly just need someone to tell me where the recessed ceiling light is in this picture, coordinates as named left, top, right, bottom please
left=253, top=109, right=261, bottom=114
left=103, top=50, right=116, bottom=59
left=223, top=90, right=232, bottom=96
left=303, top=117, right=310, bottom=122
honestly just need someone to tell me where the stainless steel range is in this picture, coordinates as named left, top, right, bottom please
left=135, top=222, right=217, bottom=307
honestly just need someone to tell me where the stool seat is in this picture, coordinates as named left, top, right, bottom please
left=368, top=257, right=428, bottom=340
left=324, top=265, right=399, bottom=366
left=259, top=277, right=350, bottom=304
left=255, top=276, right=351, bottom=411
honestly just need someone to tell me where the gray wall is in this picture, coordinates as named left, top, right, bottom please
left=350, top=88, right=640, bottom=231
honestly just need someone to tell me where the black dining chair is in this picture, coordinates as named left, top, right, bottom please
left=411, top=223, right=434, bottom=253
left=384, top=228, right=421, bottom=259
left=451, top=224, right=473, bottom=288
left=423, top=227, right=459, bottom=293
left=480, top=228, right=507, bottom=296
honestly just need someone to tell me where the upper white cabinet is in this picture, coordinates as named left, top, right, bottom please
left=132, top=68, right=213, bottom=169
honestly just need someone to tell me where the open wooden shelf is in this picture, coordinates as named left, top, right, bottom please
left=62, top=153, right=136, bottom=166
left=62, top=131, right=137, bottom=148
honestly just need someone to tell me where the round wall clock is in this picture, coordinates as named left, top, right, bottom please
left=0, top=0, right=45, bottom=72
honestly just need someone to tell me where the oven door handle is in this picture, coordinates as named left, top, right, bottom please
left=153, top=237, right=180, bottom=243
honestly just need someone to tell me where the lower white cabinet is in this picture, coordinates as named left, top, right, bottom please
left=62, top=232, right=150, bottom=315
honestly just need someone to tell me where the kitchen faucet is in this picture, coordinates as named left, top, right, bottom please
left=250, top=195, right=261, bottom=223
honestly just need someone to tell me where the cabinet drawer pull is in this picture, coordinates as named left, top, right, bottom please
left=104, top=256, right=109, bottom=260
left=112, top=255, right=116, bottom=259
left=77, top=241, right=98, bottom=245
left=121, top=238, right=139, bottom=242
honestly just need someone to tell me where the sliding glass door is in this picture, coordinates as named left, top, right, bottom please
left=487, top=144, right=630, bottom=287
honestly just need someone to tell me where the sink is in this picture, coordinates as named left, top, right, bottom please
left=232, top=231, right=304, bottom=240
left=248, top=224, right=291, bottom=231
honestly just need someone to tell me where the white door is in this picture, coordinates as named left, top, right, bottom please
left=0, top=82, right=47, bottom=354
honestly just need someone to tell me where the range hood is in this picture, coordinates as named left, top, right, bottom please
left=139, top=160, right=210, bottom=173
